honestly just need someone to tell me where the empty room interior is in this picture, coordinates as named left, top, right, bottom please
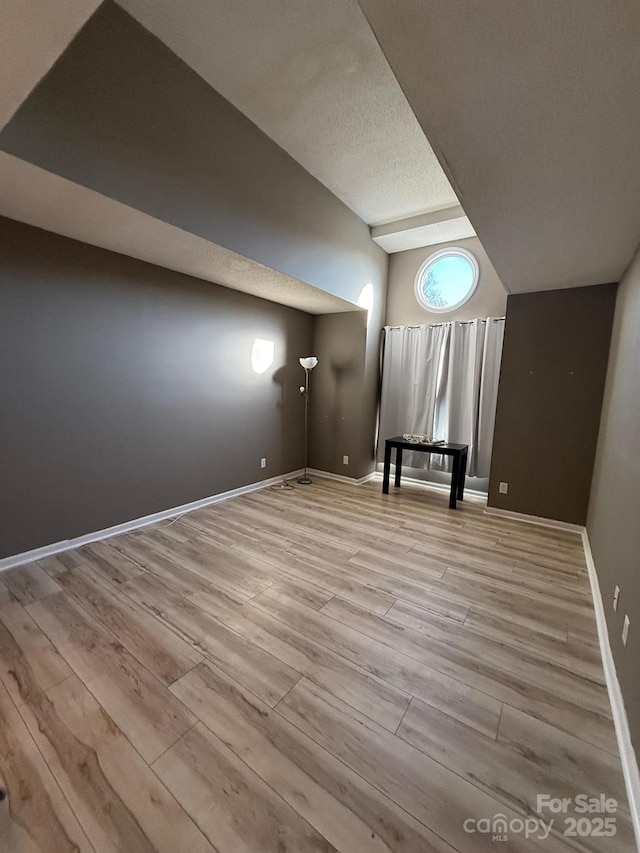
left=2, top=2, right=640, bottom=851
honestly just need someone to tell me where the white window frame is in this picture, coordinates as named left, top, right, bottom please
left=414, top=247, right=480, bottom=313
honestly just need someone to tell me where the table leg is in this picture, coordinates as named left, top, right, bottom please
left=394, top=447, right=403, bottom=488
left=450, top=453, right=460, bottom=509
left=382, top=442, right=392, bottom=494
left=457, top=450, right=468, bottom=500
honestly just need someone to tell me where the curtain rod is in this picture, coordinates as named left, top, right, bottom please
left=389, top=317, right=505, bottom=330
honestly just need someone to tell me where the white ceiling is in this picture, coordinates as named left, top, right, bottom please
left=359, top=0, right=640, bottom=293
left=116, top=0, right=459, bottom=229
left=0, top=153, right=356, bottom=314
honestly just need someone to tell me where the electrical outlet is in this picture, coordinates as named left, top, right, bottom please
left=499, top=481, right=509, bottom=494
left=260, top=457, right=267, bottom=469
left=343, top=455, right=349, bottom=465
left=613, top=585, right=620, bottom=612
left=622, top=615, right=630, bottom=647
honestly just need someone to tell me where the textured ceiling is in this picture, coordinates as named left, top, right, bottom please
left=116, top=0, right=458, bottom=227
left=0, top=153, right=356, bottom=315
left=0, top=0, right=101, bottom=131
left=359, top=0, right=640, bottom=293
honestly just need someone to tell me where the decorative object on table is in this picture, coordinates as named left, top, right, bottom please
left=298, top=356, right=318, bottom=485
left=402, top=433, right=445, bottom=445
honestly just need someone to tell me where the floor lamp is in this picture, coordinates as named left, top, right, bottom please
left=298, top=356, right=318, bottom=484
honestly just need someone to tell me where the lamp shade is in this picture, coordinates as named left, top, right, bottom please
left=299, top=356, right=318, bottom=370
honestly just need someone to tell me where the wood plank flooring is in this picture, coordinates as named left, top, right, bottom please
left=0, top=477, right=634, bottom=852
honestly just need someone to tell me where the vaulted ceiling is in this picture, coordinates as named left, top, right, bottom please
left=2, top=0, right=640, bottom=300
left=0, top=0, right=472, bottom=316
left=359, top=0, right=640, bottom=293
left=117, top=0, right=460, bottom=229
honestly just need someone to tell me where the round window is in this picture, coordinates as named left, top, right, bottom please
left=414, top=248, right=479, bottom=313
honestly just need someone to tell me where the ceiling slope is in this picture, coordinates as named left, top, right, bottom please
left=358, top=0, right=640, bottom=293
left=116, top=0, right=459, bottom=227
left=0, top=0, right=101, bottom=131
left=0, top=153, right=356, bottom=315
left=0, top=2, right=383, bottom=316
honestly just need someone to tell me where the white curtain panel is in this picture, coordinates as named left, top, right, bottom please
left=378, top=318, right=504, bottom=478
left=475, top=318, right=505, bottom=477
left=378, top=323, right=450, bottom=470
left=431, top=319, right=485, bottom=473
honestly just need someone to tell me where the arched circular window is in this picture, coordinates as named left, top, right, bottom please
left=414, top=247, right=479, bottom=313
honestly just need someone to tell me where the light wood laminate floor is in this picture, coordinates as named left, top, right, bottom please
left=0, top=478, right=634, bottom=852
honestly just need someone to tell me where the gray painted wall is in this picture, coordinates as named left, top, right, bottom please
left=310, top=312, right=368, bottom=478
left=587, top=247, right=640, bottom=755
left=385, top=236, right=507, bottom=327
left=0, top=217, right=313, bottom=559
left=488, top=285, right=616, bottom=525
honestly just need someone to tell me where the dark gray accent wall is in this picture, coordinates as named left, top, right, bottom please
left=0, top=217, right=312, bottom=559
left=488, top=284, right=617, bottom=524
left=588, top=248, right=640, bottom=755
left=0, top=0, right=386, bottom=309
left=310, top=313, right=368, bottom=478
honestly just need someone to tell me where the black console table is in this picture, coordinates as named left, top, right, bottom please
left=382, top=437, right=469, bottom=509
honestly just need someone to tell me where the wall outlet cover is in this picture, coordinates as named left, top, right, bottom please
left=499, top=481, right=509, bottom=494
left=613, top=585, right=620, bottom=612
left=260, top=458, right=267, bottom=469
left=343, top=455, right=349, bottom=465
left=622, top=614, right=630, bottom=646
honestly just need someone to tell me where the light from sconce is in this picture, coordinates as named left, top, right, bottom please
left=251, top=338, right=275, bottom=374
left=299, top=356, right=318, bottom=370
left=357, top=282, right=375, bottom=326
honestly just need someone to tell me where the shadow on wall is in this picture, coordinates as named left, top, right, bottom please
left=309, top=311, right=367, bottom=477
left=328, top=354, right=357, bottom=463
left=273, top=350, right=306, bottom=476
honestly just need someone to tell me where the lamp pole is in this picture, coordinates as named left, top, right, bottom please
left=298, top=356, right=318, bottom=485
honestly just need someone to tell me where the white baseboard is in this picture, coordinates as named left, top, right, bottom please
left=582, top=530, right=640, bottom=849
left=481, top=512, right=640, bottom=844
left=0, top=469, right=303, bottom=572
left=306, top=468, right=377, bottom=486
left=484, top=505, right=584, bottom=533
